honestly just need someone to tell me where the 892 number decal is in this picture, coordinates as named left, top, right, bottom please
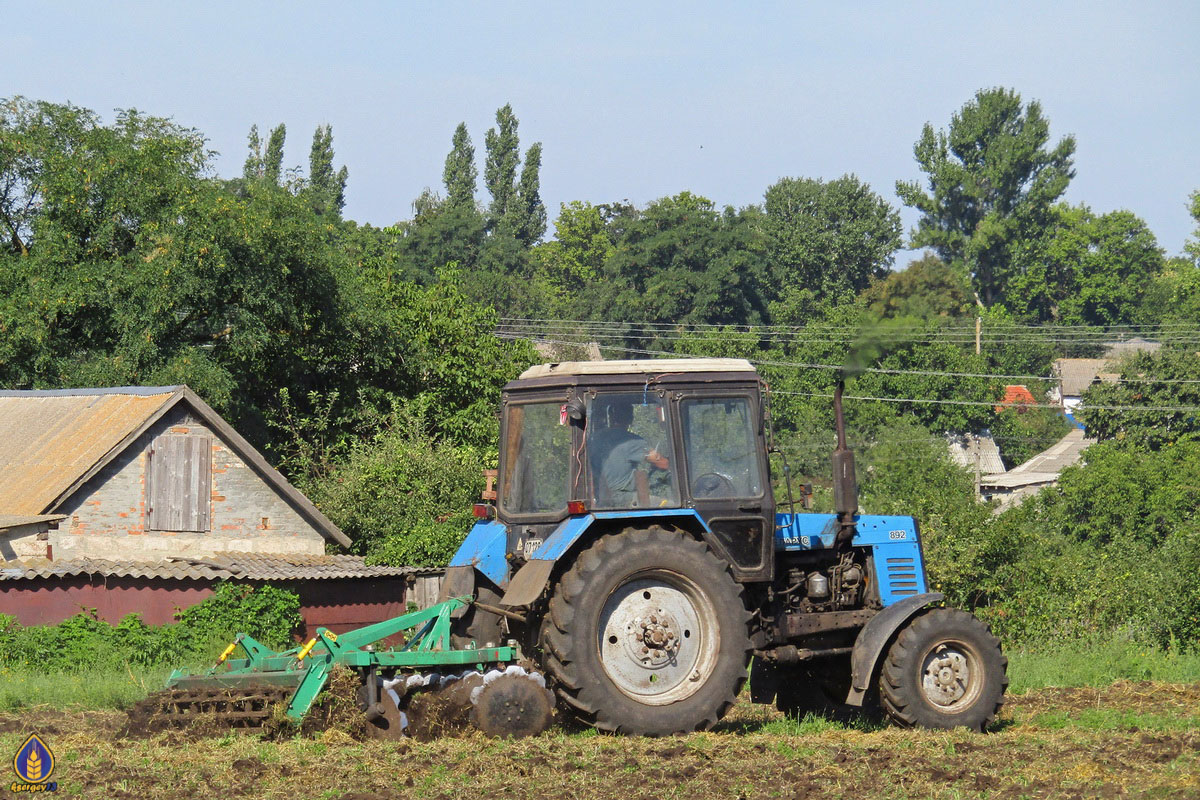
left=888, top=530, right=907, bottom=540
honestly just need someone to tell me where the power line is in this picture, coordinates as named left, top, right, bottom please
left=504, top=333, right=1200, bottom=386
left=771, top=390, right=1200, bottom=414
left=499, top=318, right=1200, bottom=344
left=499, top=327, right=1200, bottom=346
left=500, top=316, right=1200, bottom=334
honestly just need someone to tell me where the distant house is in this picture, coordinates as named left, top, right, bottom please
left=1050, top=359, right=1119, bottom=425
left=994, top=385, right=1037, bottom=413
left=0, top=386, right=435, bottom=633
left=946, top=433, right=1006, bottom=476
left=1102, top=338, right=1161, bottom=359
left=0, top=385, right=349, bottom=562
left=980, top=428, right=1094, bottom=511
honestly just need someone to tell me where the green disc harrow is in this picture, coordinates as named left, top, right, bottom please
left=133, top=596, right=555, bottom=739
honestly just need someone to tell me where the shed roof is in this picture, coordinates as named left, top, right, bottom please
left=0, top=553, right=428, bottom=582
left=0, top=514, right=68, bottom=532
left=0, top=386, right=350, bottom=548
left=981, top=428, right=1093, bottom=489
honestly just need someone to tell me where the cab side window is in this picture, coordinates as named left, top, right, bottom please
left=586, top=393, right=679, bottom=509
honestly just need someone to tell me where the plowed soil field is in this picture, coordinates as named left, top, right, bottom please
left=1, top=680, right=1197, bottom=799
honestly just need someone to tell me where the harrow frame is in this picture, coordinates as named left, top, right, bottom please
left=166, top=595, right=519, bottom=722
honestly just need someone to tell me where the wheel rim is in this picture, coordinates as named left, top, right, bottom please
left=597, top=570, right=720, bottom=705
left=919, top=640, right=983, bottom=710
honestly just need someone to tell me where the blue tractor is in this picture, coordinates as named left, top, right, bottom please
left=444, top=358, right=1007, bottom=734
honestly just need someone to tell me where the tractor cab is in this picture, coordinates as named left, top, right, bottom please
left=489, top=358, right=775, bottom=582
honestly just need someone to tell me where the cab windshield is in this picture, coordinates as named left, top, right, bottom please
left=501, top=401, right=571, bottom=515
left=681, top=397, right=763, bottom=499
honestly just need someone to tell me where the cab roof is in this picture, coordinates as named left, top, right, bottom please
left=518, top=358, right=756, bottom=380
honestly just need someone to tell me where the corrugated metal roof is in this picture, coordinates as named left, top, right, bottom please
left=0, top=388, right=180, bottom=515
left=946, top=434, right=1006, bottom=474
left=0, top=553, right=433, bottom=582
left=1053, top=359, right=1114, bottom=397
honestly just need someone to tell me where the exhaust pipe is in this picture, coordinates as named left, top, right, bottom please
left=831, top=380, right=857, bottom=548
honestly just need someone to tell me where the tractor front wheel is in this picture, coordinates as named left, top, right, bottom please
left=879, top=608, right=1007, bottom=731
left=541, top=527, right=751, bottom=735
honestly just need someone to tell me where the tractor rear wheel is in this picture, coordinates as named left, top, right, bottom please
left=541, top=526, right=751, bottom=735
left=451, top=579, right=506, bottom=650
left=878, top=608, right=1007, bottom=731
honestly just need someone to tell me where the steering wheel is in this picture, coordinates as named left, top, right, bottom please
left=692, top=472, right=736, bottom=498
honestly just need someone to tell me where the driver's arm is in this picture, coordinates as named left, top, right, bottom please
left=646, top=448, right=669, bottom=470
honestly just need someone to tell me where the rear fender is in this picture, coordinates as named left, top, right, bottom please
left=844, top=592, right=944, bottom=706
left=447, top=520, right=509, bottom=586
left=499, top=509, right=710, bottom=607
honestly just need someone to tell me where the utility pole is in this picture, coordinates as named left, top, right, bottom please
left=973, top=292, right=984, bottom=357
left=973, top=434, right=982, bottom=500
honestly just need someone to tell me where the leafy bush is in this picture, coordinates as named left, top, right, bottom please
left=0, top=582, right=301, bottom=671
left=306, top=406, right=486, bottom=567
left=960, top=441, right=1200, bottom=648
left=852, top=422, right=1002, bottom=612
left=1077, top=347, right=1200, bottom=450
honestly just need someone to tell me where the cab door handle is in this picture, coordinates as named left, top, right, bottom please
left=738, top=503, right=762, bottom=513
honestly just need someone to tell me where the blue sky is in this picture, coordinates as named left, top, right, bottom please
left=5, top=1, right=1198, bottom=257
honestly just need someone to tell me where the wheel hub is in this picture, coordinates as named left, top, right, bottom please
left=632, top=610, right=681, bottom=665
left=921, top=646, right=972, bottom=706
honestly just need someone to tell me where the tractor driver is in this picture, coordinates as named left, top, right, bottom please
left=589, top=399, right=670, bottom=507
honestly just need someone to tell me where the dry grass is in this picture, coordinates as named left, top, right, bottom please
left=1, top=680, right=1198, bottom=799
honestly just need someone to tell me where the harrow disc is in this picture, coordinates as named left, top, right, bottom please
left=469, top=667, right=556, bottom=738
left=390, top=665, right=555, bottom=739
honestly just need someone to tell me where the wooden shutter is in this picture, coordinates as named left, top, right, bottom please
left=147, top=435, right=211, bottom=532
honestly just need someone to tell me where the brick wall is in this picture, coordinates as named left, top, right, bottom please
left=49, top=404, right=326, bottom=559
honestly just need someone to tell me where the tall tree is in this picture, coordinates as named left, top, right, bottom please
left=242, top=124, right=263, bottom=180
left=1039, top=205, right=1163, bottom=326
left=762, top=174, right=901, bottom=303
left=442, top=122, right=478, bottom=211
left=1, top=98, right=99, bottom=255
left=263, top=123, right=286, bottom=185
left=307, top=124, right=348, bottom=216
left=484, top=104, right=520, bottom=232
left=597, top=192, right=768, bottom=327
left=896, top=88, right=1075, bottom=308
left=860, top=253, right=974, bottom=321
left=1188, top=190, right=1200, bottom=264
left=513, top=141, right=546, bottom=244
